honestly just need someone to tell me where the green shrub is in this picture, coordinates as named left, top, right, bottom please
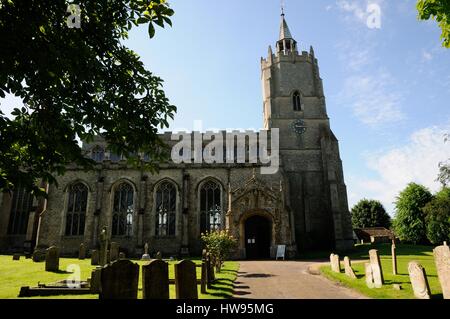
left=201, top=230, right=237, bottom=273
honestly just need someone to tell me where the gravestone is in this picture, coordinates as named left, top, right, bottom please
left=90, top=266, right=102, bottom=293
left=201, top=261, right=207, bottom=294
left=329, top=253, right=341, bottom=273
left=32, top=249, right=46, bottom=262
left=119, top=252, right=126, bottom=259
left=391, top=241, right=397, bottom=275
left=99, top=227, right=109, bottom=266
left=106, top=250, right=111, bottom=264
left=141, top=243, right=151, bottom=260
left=142, top=259, right=169, bottom=299
left=13, top=254, right=20, bottom=261
left=206, top=252, right=215, bottom=283
left=369, top=249, right=384, bottom=287
left=110, top=242, right=119, bottom=262
left=365, top=263, right=375, bottom=288
left=156, top=251, right=162, bottom=260
left=91, top=250, right=99, bottom=266
left=344, top=256, right=357, bottom=279
left=79, top=243, right=86, bottom=260
left=174, top=260, right=198, bottom=299
left=433, top=244, right=450, bottom=299
left=100, top=260, right=139, bottom=299
left=45, top=246, right=60, bottom=272
left=408, top=261, right=431, bottom=299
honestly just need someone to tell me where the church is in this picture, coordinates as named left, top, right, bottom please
left=0, top=13, right=354, bottom=259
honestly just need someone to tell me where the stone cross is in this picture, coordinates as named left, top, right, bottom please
left=91, top=250, right=99, bottom=266
left=391, top=240, right=397, bottom=275
left=408, top=261, right=431, bottom=299
left=365, top=263, right=375, bottom=288
left=433, top=244, right=450, bottom=299
left=110, top=242, right=119, bottom=262
left=344, top=256, right=357, bottom=279
left=329, top=253, right=341, bottom=273
left=79, top=243, right=86, bottom=260
left=99, top=227, right=109, bottom=266
left=100, top=260, right=139, bottom=299
left=141, top=242, right=151, bottom=260
left=45, top=246, right=60, bottom=272
left=174, top=260, right=198, bottom=299
left=369, top=249, right=384, bottom=287
left=142, top=259, right=169, bottom=299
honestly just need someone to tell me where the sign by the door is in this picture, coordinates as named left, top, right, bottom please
left=276, top=245, right=286, bottom=260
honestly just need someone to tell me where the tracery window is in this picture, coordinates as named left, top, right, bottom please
left=155, top=182, right=176, bottom=236
left=200, top=181, right=222, bottom=233
left=7, top=186, right=33, bottom=235
left=293, top=91, right=302, bottom=111
left=112, top=183, right=134, bottom=236
left=65, top=183, right=88, bottom=236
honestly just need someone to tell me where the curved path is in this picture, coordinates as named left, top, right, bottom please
left=232, top=260, right=367, bottom=299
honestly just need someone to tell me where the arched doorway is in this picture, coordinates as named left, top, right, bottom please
left=244, top=215, right=271, bottom=259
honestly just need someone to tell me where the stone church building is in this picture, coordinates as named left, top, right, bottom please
left=0, top=13, right=354, bottom=259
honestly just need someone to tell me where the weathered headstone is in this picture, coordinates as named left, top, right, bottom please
left=45, top=246, right=59, bottom=272
left=156, top=251, right=162, bottom=260
left=433, top=244, right=450, bottom=299
left=79, top=243, right=86, bottom=260
left=91, top=250, right=99, bottom=266
left=391, top=241, right=397, bottom=275
left=119, top=252, right=126, bottom=259
left=329, top=253, right=341, bottom=273
left=90, top=266, right=102, bottom=293
left=344, top=256, right=357, bottom=279
left=110, top=242, right=119, bottom=262
left=201, top=261, right=207, bottom=293
left=99, top=226, right=109, bottom=266
left=142, top=259, right=169, bottom=299
left=408, top=261, right=431, bottom=299
left=369, top=249, right=384, bottom=287
left=174, top=260, right=198, bottom=299
left=141, top=242, right=151, bottom=260
left=365, top=263, right=375, bottom=289
left=13, top=254, right=20, bottom=261
left=206, top=252, right=215, bottom=284
left=100, top=260, right=139, bottom=299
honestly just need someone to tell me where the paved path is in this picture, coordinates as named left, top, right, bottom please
left=232, top=261, right=367, bottom=299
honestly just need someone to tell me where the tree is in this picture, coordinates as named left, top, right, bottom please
left=393, top=183, right=433, bottom=244
left=0, top=0, right=176, bottom=196
left=417, top=0, right=450, bottom=48
left=351, top=199, right=391, bottom=229
left=201, top=230, right=237, bottom=273
left=423, top=188, right=450, bottom=244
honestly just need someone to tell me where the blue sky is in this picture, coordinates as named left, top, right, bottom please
left=1, top=0, right=449, bottom=213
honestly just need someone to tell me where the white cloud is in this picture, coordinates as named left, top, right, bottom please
left=336, top=0, right=385, bottom=26
left=339, top=71, right=405, bottom=126
left=348, top=124, right=450, bottom=213
left=422, top=50, right=433, bottom=61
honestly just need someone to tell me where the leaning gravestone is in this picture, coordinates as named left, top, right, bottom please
left=79, top=243, right=86, bottom=260
left=369, top=249, right=384, bottom=287
left=100, top=260, right=139, bottom=299
left=330, top=253, right=341, bottom=273
left=13, top=254, right=20, bottom=261
left=408, top=261, right=431, bottom=299
left=45, top=246, right=60, bottom=272
left=142, top=259, right=169, bottom=299
left=91, top=250, right=99, bottom=266
left=110, top=242, right=119, bottom=262
left=433, top=244, right=450, bottom=299
left=344, top=256, right=357, bottom=279
left=365, top=263, right=375, bottom=288
left=174, top=260, right=198, bottom=299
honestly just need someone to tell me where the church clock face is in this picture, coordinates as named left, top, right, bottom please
left=290, top=119, right=307, bottom=135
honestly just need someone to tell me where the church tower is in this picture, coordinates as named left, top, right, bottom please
left=261, top=12, right=354, bottom=251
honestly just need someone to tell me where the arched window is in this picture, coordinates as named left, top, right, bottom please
left=293, top=91, right=302, bottom=111
left=7, top=186, right=33, bottom=235
left=155, top=181, right=176, bottom=236
left=65, top=183, right=88, bottom=236
left=200, top=181, right=222, bottom=233
left=91, top=146, right=104, bottom=162
left=112, top=183, right=134, bottom=236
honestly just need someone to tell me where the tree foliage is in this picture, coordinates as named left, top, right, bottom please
left=393, top=183, right=433, bottom=244
left=351, top=199, right=391, bottom=229
left=417, top=0, right=450, bottom=48
left=0, top=0, right=176, bottom=196
left=201, top=230, right=237, bottom=273
left=423, top=188, right=450, bottom=245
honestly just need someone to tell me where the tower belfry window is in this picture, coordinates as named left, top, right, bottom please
left=293, top=92, right=302, bottom=111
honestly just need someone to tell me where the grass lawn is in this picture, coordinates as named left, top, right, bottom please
left=0, top=255, right=239, bottom=299
left=319, top=243, right=443, bottom=299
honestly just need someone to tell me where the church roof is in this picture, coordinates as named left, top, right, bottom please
left=279, top=13, right=293, bottom=40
